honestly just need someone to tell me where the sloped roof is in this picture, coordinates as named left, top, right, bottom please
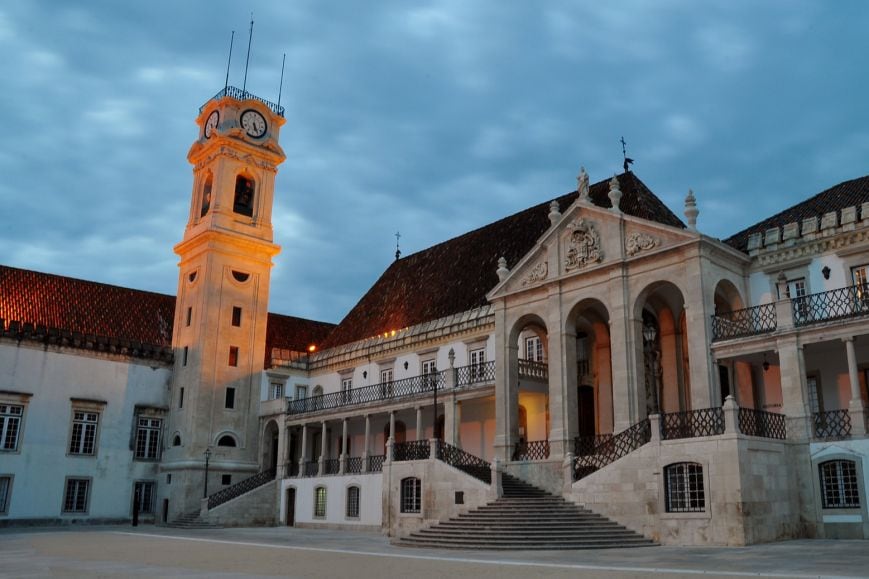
left=0, top=265, right=333, bottom=362
left=725, top=175, right=869, bottom=252
left=322, top=172, right=684, bottom=348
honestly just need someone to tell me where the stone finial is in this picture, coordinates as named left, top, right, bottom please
left=548, top=200, right=561, bottom=226
left=608, top=175, right=622, bottom=213
left=577, top=166, right=590, bottom=200
left=684, top=189, right=699, bottom=231
left=496, top=257, right=509, bottom=282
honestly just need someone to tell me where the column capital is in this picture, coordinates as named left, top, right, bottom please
left=841, top=336, right=855, bottom=344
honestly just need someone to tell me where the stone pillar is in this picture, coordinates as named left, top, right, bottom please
left=298, top=423, right=308, bottom=477
left=778, top=337, right=811, bottom=440
left=389, top=410, right=396, bottom=441
left=443, top=365, right=458, bottom=446
left=723, top=395, right=739, bottom=435
left=429, top=438, right=438, bottom=460
left=494, top=302, right=519, bottom=461
left=844, top=337, right=867, bottom=435
left=649, top=413, right=661, bottom=443
left=318, top=420, right=327, bottom=475
left=276, top=421, right=287, bottom=478
left=545, top=288, right=569, bottom=459
left=490, top=458, right=502, bottom=499
left=563, top=451, right=575, bottom=494
left=683, top=257, right=719, bottom=410
left=362, top=414, right=371, bottom=472
left=775, top=273, right=795, bottom=331
left=608, top=270, right=641, bottom=431
left=416, top=407, right=423, bottom=440
left=339, top=417, right=349, bottom=474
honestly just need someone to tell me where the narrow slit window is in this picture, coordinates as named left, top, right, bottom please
left=229, top=346, right=239, bottom=367
left=182, top=346, right=188, bottom=366
left=225, top=387, right=236, bottom=409
left=186, top=307, right=192, bottom=327
left=179, top=387, right=184, bottom=409
left=231, top=306, right=242, bottom=327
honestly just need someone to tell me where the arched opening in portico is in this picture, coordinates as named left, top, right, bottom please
left=262, top=420, right=279, bottom=472
left=565, top=298, right=614, bottom=440
left=507, top=314, right=550, bottom=456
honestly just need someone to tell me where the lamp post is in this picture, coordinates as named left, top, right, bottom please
left=642, top=322, right=660, bottom=414
left=203, top=448, right=212, bottom=498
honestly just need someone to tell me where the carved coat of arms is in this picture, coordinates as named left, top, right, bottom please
left=626, top=231, right=659, bottom=256
left=564, top=218, right=602, bottom=272
left=522, top=260, right=549, bottom=286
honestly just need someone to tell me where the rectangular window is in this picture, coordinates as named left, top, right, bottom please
left=346, top=486, right=360, bottom=518
left=296, top=385, right=308, bottom=399
left=63, top=478, right=90, bottom=513
left=0, top=404, right=23, bottom=451
left=400, top=477, right=421, bottom=513
left=228, top=346, right=239, bottom=367
left=469, top=348, right=486, bottom=381
left=270, top=382, right=284, bottom=400
left=133, top=481, right=155, bottom=514
left=422, top=360, right=437, bottom=389
left=231, top=306, right=242, bottom=327
left=134, top=418, right=162, bottom=460
left=852, top=265, right=869, bottom=289
left=179, top=387, right=184, bottom=409
left=185, top=307, right=192, bottom=327
left=341, top=378, right=352, bottom=403
left=820, top=460, right=860, bottom=509
left=314, top=487, right=327, bottom=518
left=225, top=388, right=236, bottom=409
left=68, top=411, right=99, bottom=456
left=782, top=277, right=808, bottom=321
left=664, top=462, right=705, bottom=513
left=0, top=476, right=11, bottom=513
left=182, top=346, right=189, bottom=366
left=379, top=370, right=392, bottom=397
left=525, top=336, right=543, bottom=362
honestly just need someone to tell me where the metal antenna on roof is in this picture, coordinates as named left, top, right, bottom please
left=394, top=231, right=402, bottom=260
left=277, top=53, right=286, bottom=110
left=224, top=30, right=235, bottom=94
left=242, top=14, right=254, bottom=95
left=620, top=136, right=634, bottom=173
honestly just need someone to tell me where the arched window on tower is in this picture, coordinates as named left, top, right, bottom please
left=200, top=172, right=213, bottom=217
left=233, top=175, right=255, bottom=217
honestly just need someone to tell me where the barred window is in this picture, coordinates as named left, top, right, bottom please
left=0, top=476, right=11, bottom=513
left=820, top=460, right=860, bottom=509
left=664, top=462, right=705, bottom=512
left=0, top=404, right=23, bottom=451
left=133, top=481, right=155, bottom=514
left=401, top=477, right=421, bottom=514
left=314, top=486, right=327, bottom=518
left=63, top=478, right=90, bottom=513
left=346, top=485, right=360, bottom=518
left=69, top=411, right=99, bottom=455
left=134, top=418, right=162, bottom=460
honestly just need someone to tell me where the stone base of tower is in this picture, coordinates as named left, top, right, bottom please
left=157, top=461, right=259, bottom=523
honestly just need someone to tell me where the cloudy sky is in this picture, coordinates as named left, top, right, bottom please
left=1, top=1, right=867, bottom=324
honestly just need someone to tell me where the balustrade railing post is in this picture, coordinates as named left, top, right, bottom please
left=385, top=436, right=394, bottom=463
left=775, top=273, right=795, bottom=330
left=649, top=413, right=661, bottom=443
left=490, top=458, right=502, bottom=499
left=429, top=438, right=438, bottom=460
left=723, top=395, right=739, bottom=435
left=563, top=451, right=575, bottom=494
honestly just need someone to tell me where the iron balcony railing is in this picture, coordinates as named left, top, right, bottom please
left=711, top=303, right=777, bottom=341
left=287, top=371, right=445, bottom=415
left=200, top=85, right=285, bottom=117
left=323, top=458, right=340, bottom=475
left=573, top=433, right=614, bottom=457
left=303, top=461, right=319, bottom=477
left=738, top=408, right=787, bottom=440
left=393, top=440, right=431, bottom=461
left=794, top=283, right=869, bottom=327
left=367, top=454, right=385, bottom=473
left=345, top=456, right=363, bottom=474
left=573, top=419, right=651, bottom=481
left=207, top=468, right=275, bottom=509
left=512, top=439, right=550, bottom=461
left=660, top=408, right=725, bottom=440
left=518, top=359, right=548, bottom=381
left=813, top=409, right=851, bottom=440
left=288, top=462, right=300, bottom=477
left=435, top=440, right=491, bottom=484
left=455, top=361, right=496, bottom=387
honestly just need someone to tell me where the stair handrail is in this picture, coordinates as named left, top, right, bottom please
left=572, top=418, right=651, bottom=481
left=435, top=440, right=492, bottom=484
left=206, top=468, right=276, bottom=509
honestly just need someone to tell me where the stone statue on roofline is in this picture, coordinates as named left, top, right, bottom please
left=577, top=166, right=590, bottom=200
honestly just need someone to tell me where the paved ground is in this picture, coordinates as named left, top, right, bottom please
left=0, top=525, right=867, bottom=578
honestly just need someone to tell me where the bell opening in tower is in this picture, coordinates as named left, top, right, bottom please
left=200, top=172, right=213, bottom=217
left=233, top=175, right=255, bottom=217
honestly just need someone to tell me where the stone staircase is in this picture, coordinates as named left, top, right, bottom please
left=396, top=473, right=655, bottom=550
left=166, top=510, right=223, bottom=529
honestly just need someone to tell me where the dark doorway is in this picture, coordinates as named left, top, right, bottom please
left=270, top=433, right=279, bottom=471
left=162, top=499, right=169, bottom=524
left=718, top=364, right=731, bottom=405
left=286, top=488, right=296, bottom=526
left=577, top=385, right=596, bottom=438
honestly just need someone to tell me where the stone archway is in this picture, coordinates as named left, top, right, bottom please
left=262, top=420, right=279, bottom=472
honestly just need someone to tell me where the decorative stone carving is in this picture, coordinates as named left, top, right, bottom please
left=522, top=260, right=549, bottom=286
left=564, top=218, right=602, bottom=271
left=626, top=231, right=659, bottom=256
left=684, top=189, right=698, bottom=231
left=496, top=257, right=510, bottom=282
left=548, top=200, right=561, bottom=226
left=608, top=175, right=622, bottom=213
left=577, top=166, right=590, bottom=200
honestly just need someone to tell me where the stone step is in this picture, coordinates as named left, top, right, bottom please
left=415, top=529, right=637, bottom=539
left=437, top=520, right=622, bottom=529
left=396, top=537, right=656, bottom=550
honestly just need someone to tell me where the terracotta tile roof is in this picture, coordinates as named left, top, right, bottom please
left=0, top=265, right=334, bottom=362
left=322, top=172, right=684, bottom=348
left=724, top=175, right=869, bottom=252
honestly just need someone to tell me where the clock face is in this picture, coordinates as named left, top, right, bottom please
left=204, top=110, right=219, bottom=138
left=240, top=109, right=267, bottom=138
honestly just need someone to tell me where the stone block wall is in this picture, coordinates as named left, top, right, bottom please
left=202, top=480, right=278, bottom=527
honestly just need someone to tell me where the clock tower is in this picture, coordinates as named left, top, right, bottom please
left=161, top=87, right=286, bottom=518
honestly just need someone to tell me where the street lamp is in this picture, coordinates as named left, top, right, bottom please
left=203, top=448, right=212, bottom=498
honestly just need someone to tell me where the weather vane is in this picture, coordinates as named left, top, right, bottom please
left=620, top=136, right=634, bottom=173
left=394, top=231, right=401, bottom=261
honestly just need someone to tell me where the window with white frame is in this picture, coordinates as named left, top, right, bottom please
left=851, top=265, right=869, bottom=305
left=380, top=369, right=393, bottom=397
left=314, top=486, right=327, bottom=518
left=781, top=277, right=808, bottom=320
left=525, top=336, right=543, bottom=362
left=469, top=348, right=486, bottom=381
left=296, top=385, right=308, bottom=399
left=69, top=411, right=99, bottom=456
left=133, top=481, right=155, bottom=514
left=134, top=417, right=162, bottom=460
left=0, top=476, right=11, bottom=514
left=0, top=405, right=23, bottom=451
left=806, top=374, right=823, bottom=415
left=401, top=477, right=421, bottom=513
left=63, top=478, right=90, bottom=513
left=422, top=359, right=437, bottom=389
left=342, top=378, right=353, bottom=402
left=819, top=459, right=860, bottom=509
left=270, top=382, right=284, bottom=400
left=346, top=485, right=360, bottom=518
left=664, top=462, right=705, bottom=513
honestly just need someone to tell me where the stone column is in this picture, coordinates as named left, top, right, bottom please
left=649, top=413, right=661, bottom=442
left=389, top=410, right=396, bottom=441
left=778, top=336, right=811, bottom=440
left=608, top=271, right=640, bottom=431
left=416, top=406, right=423, bottom=440
left=844, top=337, right=867, bottom=435
left=723, top=395, right=739, bottom=435
left=494, top=301, right=519, bottom=461
left=545, top=288, right=570, bottom=458
left=340, top=417, right=349, bottom=474
left=298, top=424, right=308, bottom=477
left=443, top=364, right=458, bottom=446
left=362, top=414, right=371, bottom=472
left=318, top=420, right=327, bottom=475
left=775, top=273, right=795, bottom=331
left=275, top=420, right=287, bottom=478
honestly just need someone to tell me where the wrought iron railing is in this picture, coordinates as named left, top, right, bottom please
left=393, top=440, right=431, bottom=461
left=794, top=284, right=869, bottom=327
left=288, top=462, right=300, bottom=477
left=207, top=468, right=275, bottom=509
left=813, top=410, right=852, bottom=440
left=200, top=85, right=285, bottom=117
left=456, top=361, right=496, bottom=386
left=345, top=456, right=363, bottom=474
left=660, top=408, right=725, bottom=440
left=287, top=371, right=444, bottom=415
left=435, top=440, right=491, bottom=484
left=303, top=461, right=319, bottom=477
left=518, top=359, right=548, bottom=380
left=324, top=458, right=340, bottom=475
left=512, top=440, right=550, bottom=461
left=367, top=454, right=385, bottom=473
left=573, top=434, right=614, bottom=457
left=738, top=408, right=786, bottom=439
left=573, top=419, right=651, bottom=481
left=711, top=303, right=777, bottom=341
